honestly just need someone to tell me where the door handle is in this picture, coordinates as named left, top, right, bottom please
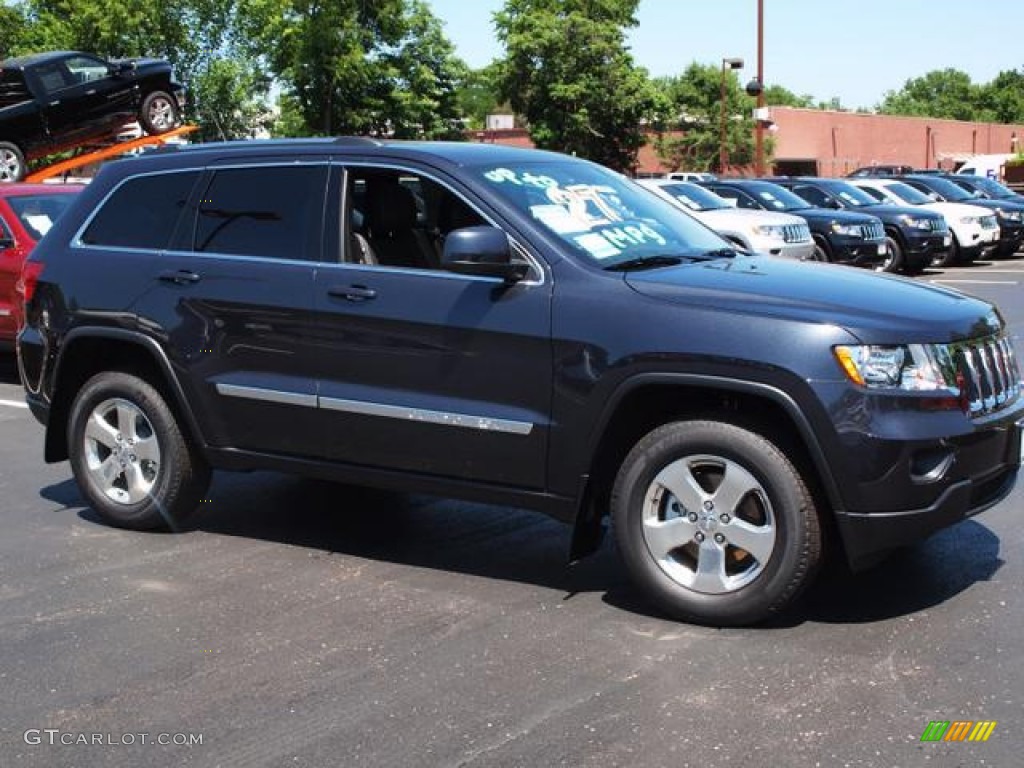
left=157, top=269, right=201, bottom=285
left=48, top=100, right=61, bottom=107
left=328, top=284, right=377, bottom=302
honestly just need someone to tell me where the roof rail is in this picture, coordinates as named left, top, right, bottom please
left=333, top=136, right=384, bottom=146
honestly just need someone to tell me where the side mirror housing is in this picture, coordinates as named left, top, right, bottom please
left=442, top=226, right=528, bottom=283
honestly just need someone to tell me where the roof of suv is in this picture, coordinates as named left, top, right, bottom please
left=138, top=138, right=568, bottom=169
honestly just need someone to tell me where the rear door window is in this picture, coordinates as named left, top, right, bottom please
left=80, top=171, right=200, bottom=249
left=193, top=165, right=327, bottom=261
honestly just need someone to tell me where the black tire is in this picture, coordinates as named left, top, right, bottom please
left=932, top=233, right=960, bottom=268
left=68, top=371, right=209, bottom=530
left=811, top=236, right=830, bottom=263
left=0, top=141, right=26, bottom=183
left=611, top=420, right=822, bottom=626
left=878, top=234, right=904, bottom=273
left=139, top=90, right=180, bottom=135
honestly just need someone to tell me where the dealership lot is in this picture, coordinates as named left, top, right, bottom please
left=1, top=261, right=1022, bottom=768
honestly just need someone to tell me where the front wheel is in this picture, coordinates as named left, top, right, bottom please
left=877, top=234, right=903, bottom=273
left=611, top=420, right=822, bottom=626
left=139, top=91, right=180, bottom=134
left=68, top=371, right=210, bottom=530
left=811, top=237, right=830, bottom=263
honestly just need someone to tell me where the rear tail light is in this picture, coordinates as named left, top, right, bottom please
left=16, top=261, right=44, bottom=304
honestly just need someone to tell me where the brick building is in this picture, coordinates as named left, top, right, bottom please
left=479, top=109, right=1024, bottom=178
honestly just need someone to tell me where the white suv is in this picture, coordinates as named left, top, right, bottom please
left=849, top=178, right=999, bottom=266
left=639, top=179, right=815, bottom=260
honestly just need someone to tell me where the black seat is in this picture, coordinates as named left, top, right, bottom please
left=364, top=180, right=437, bottom=269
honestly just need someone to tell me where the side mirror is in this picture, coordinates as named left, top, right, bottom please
left=113, top=61, right=135, bottom=77
left=442, top=226, right=528, bottom=283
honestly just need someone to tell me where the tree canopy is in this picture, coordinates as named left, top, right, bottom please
left=493, top=0, right=657, bottom=172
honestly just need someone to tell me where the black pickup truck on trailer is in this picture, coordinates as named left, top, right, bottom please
left=0, top=50, right=185, bottom=182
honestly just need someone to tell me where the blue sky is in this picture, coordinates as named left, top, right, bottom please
left=424, top=0, right=1024, bottom=110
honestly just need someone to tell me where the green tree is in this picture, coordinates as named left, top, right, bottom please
left=982, top=68, right=1024, bottom=125
left=650, top=63, right=757, bottom=174
left=493, top=0, right=657, bottom=172
left=242, top=0, right=465, bottom=139
left=5, top=0, right=271, bottom=141
left=456, top=64, right=504, bottom=131
left=877, top=69, right=992, bottom=121
left=763, top=84, right=815, bottom=109
left=0, top=3, right=30, bottom=58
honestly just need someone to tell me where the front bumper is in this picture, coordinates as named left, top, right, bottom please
left=831, top=397, right=1023, bottom=570
left=904, top=230, right=951, bottom=268
left=830, top=236, right=888, bottom=267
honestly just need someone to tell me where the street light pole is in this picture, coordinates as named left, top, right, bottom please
left=755, top=0, right=765, bottom=176
left=719, top=57, right=744, bottom=173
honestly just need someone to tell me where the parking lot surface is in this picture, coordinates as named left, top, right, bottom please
left=1, top=257, right=1022, bottom=767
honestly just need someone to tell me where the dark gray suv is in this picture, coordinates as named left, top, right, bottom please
left=17, top=138, right=1024, bottom=626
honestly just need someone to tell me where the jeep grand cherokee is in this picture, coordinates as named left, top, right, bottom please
left=17, top=139, right=1024, bottom=626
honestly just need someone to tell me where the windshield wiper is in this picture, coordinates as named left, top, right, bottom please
left=696, top=247, right=740, bottom=260
left=605, top=255, right=685, bottom=272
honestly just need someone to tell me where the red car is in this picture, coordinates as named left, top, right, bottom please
left=0, top=182, right=81, bottom=348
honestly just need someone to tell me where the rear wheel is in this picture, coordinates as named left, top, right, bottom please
left=611, top=420, right=822, bottom=626
left=68, top=371, right=209, bottom=530
left=0, top=142, right=26, bottom=183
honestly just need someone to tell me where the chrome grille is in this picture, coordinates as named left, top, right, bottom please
left=862, top=221, right=885, bottom=240
left=927, top=218, right=949, bottom=233
left=979, top=215, right=998, bottom=230
left=783, top=223, right=811, bottom=243
left=946, top=334, right=1021, bottom=416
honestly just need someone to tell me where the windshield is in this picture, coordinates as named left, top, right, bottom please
left=910, top=177, right=972, bottom=202
left=959, top=175, right=1016, bottom=199
left=737, top=182, right=811, bottom=212
left=881, top=181, right=933, bottom=206
left=7, top=193, right=77, bottom=240
left=829, top=182, right=879, bottom=208
left=654, top=181, right=730, bottom=212
left=474, top=160, right=729, bottom=268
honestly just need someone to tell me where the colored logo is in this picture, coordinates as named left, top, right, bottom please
left=920, top=721, right=997, bottom=742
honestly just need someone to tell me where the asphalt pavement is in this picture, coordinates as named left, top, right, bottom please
left=1, top=258, right=1022, bottom=768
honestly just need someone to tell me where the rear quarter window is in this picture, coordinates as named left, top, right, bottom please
left=80, top=171, right=200, bottom=249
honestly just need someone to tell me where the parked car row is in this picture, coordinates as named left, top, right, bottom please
left=635, top=172, right=1023, bottom=275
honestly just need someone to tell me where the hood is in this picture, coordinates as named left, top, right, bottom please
left=860, top=204, right=941, bottom=221
left=698, top=208, right=806, bottom=227
left=792, top=207, right=880, bottom=225
left=623, top=255, right=997, bottom=344
left=922, top=201, right=998, bottom=219
left=112, top=57, right=172, bottom=74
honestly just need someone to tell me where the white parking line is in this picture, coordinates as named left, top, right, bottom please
left=0, top=399, right=28, bottom=409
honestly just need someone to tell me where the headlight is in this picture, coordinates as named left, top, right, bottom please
left=752, top=224, right=786, bottom=239
left=898, top=215, right=932, bottom=230
left=833, top=344, right=949, bottom=391
left=959, top=215, right=980, bottom=225
left=831, top=223, right=863, bottom=236
left=996, top=208, right=1023, bottom=222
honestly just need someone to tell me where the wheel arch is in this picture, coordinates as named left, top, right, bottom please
left=45, top=328, right=206, bottom=463
left=569, top=373, right=841, bottom=562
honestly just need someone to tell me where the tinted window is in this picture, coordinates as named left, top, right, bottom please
left=7, top=193, right=78, bottom=240
left=792, top=185, right=831, bottom=208
left=81, top=171, right=199, bottom=249
left=195, top=166, right=326, bottom=261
